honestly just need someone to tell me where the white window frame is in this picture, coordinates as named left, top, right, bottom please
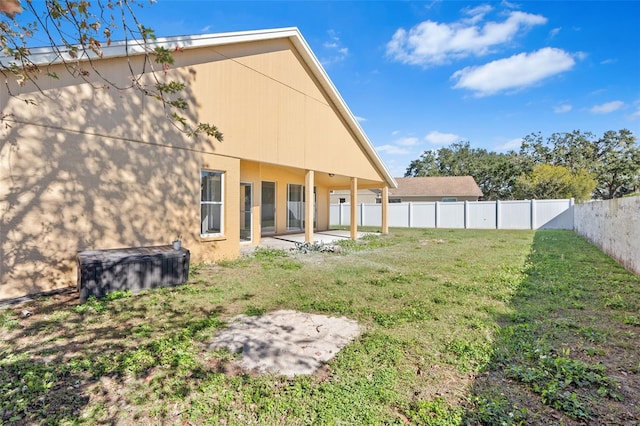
left=200, top=170, right=224, bottom=237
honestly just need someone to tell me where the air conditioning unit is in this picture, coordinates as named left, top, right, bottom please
left=77, top=245, right=190, bottom=302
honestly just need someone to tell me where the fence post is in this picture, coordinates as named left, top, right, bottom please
left=360, top=203, right=365, bottom=226
left=408, top=203, right=413, bottom=228
left=531, top=199, right=536, bottom=230
left=464, top=201, right=469, bottom=229
left=570, top=198, right=575, bottom=229
left=435, top=202, right=440, bottom=228
left=496, top=200, right=501, bottom=229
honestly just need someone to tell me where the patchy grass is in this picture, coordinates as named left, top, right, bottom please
left=1, top=229, right=638, bottom=424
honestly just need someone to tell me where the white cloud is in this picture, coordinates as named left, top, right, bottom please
left=320, top=30, right=349, bottom=66
left=386, top=9, right=546, bottom=66
left=501, top=0, right=520, bottom=9
left=629, top=101, right=640, bottom=120
left=451, top=47, right=575, bottom=96
left=375, top=136, right=421, bottom=155
left=355, top=116, right=367, bottom=122
left=461, top=4, right=493, bottom=24
left=396, top=137, right=420, bottom=146
left=495, top=138, right=523, bottom=151
left=600, top=58, right=617, bottom=65
left=549, top=27, right=561, bottom=38
left=554, top=104, right=572, bottom=113
left=425, top=131, right=461, bottom=145
left=376, top=144, right=412, bottom=155
left=590, top=101, right=624, bottom=114
left=200, top=25, right=212, bottom=33
left=574, top=51, right=588, bottom=61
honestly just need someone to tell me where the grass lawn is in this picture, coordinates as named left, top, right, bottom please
left=1, top=229, right=638, bottom=425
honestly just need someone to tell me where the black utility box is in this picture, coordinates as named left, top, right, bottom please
left=77, top=245, right=190, bottom=302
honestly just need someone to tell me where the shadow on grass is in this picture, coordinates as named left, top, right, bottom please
left=0, top=286, right=226, bottom=424
left=465, top=230, right=640, bottom=425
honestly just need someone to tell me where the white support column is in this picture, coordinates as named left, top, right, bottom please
left=381, top=186, right=389, bottom=234
left=350, top=178, right=358, bottom=240
left=305, top=170, right=314, bottom=242
left=496, top=200, right=501, bottom=229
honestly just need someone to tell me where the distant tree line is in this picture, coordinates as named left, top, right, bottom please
left=405, top=129, right=639, bottom=201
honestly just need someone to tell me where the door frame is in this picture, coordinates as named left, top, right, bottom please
left=240, top=182, right=253, bottom=243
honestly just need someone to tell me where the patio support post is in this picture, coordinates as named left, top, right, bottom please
left=305, top=170, right=314, bottom=242
left=350, top=177, right=358, bottom=239
left=381, top=186, right=389, bottom=234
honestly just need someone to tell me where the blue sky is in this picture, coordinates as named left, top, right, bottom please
left=39, top=1, right=640, bottom=176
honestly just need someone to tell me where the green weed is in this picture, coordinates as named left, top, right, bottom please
left=0, top=309, right=21, bottom=331
left=465, top=394, right=528, bottom=425
left=407, top=397, right=463, bottom=425
left=244, top=305, right=266, bottom=316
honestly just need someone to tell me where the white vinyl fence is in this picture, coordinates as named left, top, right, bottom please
left=330, top=199, right=575, bottom=230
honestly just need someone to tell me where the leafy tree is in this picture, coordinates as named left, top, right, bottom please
left=405, top=149, right=438, bottom=177
left=1, top=0, right=222, bottom=139
left=520, top=130, right=639, bottom=199
left=514, top=164, right=595, bottom=202
left=591, top=130, right=640, bottom=199
left=405, top=141, right=524, bottom=200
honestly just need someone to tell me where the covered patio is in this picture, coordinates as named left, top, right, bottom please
left=241, top=230, right=376, bottom=253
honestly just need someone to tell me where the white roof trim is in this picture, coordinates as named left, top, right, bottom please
left=2, top=27, right=397, bottom=188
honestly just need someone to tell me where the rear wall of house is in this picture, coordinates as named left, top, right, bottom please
left=1, top=37, right=385, bottom=300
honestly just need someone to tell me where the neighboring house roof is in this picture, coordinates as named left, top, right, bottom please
left=389, top=176, right=483, bottom=198
left=2, top=27, right=396, bottom=189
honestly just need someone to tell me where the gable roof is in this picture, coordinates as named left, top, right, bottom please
left=3, top=27, right=396, bottom=189
left=389, top=176, right=483, bottom=197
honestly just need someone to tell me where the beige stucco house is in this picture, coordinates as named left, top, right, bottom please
left=0, top=28, right=396, bottom=300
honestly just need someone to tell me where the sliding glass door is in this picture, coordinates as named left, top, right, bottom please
left=261, top=181, right=276, bottom=235
left=240, top=182, right=252, bottom=242
left=287, top=184, right=305, bottom=231
left=287, top=184, right=316, bottom=232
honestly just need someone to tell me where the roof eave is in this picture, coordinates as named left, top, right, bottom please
left=285, top=30, right=397, bottom=189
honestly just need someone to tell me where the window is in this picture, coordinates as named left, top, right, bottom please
left=442, top=197, right=457, bottom=202
left=201, top=171, right=224, bottom=236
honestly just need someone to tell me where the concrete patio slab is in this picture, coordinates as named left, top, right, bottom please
left=241, top=230, right=376, bottom=254
left=207, top=310, right=361, bottom=377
